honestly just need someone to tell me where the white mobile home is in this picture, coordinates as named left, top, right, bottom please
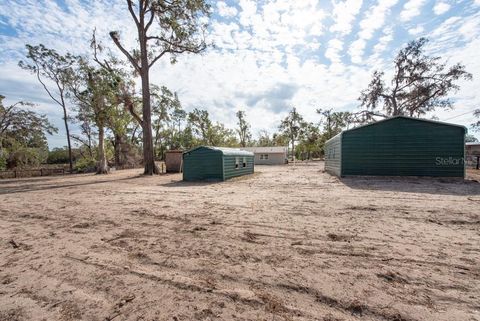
left=240, top=147, right=287, bottom=165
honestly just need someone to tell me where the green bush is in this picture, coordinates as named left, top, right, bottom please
left=74, top=157, right=96, bottom=173
left=0, top=153, right=6, bottom=171
left=7, top=147, right=46, bottom=169
left=47, top=147, right=71, bottom=164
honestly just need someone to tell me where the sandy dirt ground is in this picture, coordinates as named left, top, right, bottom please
left=1, top=162, right=480, bottom=321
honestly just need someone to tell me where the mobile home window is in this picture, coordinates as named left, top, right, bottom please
left=235, top=157, right=239, bottom=169
left=243, top=157, right=247, bottom=167
left=260, top=154, right=269, bottom=160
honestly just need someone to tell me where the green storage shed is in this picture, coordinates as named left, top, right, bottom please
left=183, top=146, right=254, bottom=181
left=325, top=116, right=466, bottom=178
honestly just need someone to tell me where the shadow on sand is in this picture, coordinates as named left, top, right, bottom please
left=340, top=175, right=480, bottom=196
left=0, top=175, right=144, bottom=195
left=160, top=179, right=222, bottom=187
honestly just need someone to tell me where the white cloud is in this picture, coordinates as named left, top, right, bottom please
left=373, top=28, right=394, bottom=55
left=216, top=1, right=238, bottom=18
left=358, top=0, right=398, bottom=40
left=330, top=0, right=363, bottom=35
left=238, top=0, right=258, bottom=27
left=429, top=12, right=480, bottom=52
left=348, top=0, right=398, bottom=64
left=325, top=39, right=344, bottom=63
left=349, top=39, right=367, bottom=64
left=408, top=25, right=424, bottom=35
left=400, top=0, right=427, bottom=22
left=458, top=13, right=480, bottom=41
left=433, top=2, right=451, bottom=15
left=0, top=0, right=138, bottom=62
left=427, top=38, right=480, bottom=129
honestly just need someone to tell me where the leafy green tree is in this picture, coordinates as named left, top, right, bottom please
left=109, top=0, right=210, bottom=175
left=317, top=109, right=352, bottom=141
left=90, top=30, right=139, bottom=168
left=151, top=85, right=185, bottom=157
left=256, top=130, right=273, bottom=146
left=279, top=107, right=306, bottom=158
left=0, top=95, right=57, bottom=169
left=210, top=123, right=237, bottom=147
left=72, top=110, right=95, bottom=160
left=358, top=38, right=472, bottom=122
left=188, top=108, right=213, bottom=144
left=236, top=110, right=252, bottom=147
left=272, top=132, right=289, bottom=147
left=472, top=109, right=480, bottom=132
left=188, top=108, right=237, bottom=146
left=108, top=102, right=138, bottom=167
left=296, top=123, right=321, bottom=159
left=177, top=125, right=196, bottom=149
left=47, top=147, right=75, bottom=164
left=466, top=134, right=478, bottom=143
left=19, top=44, right=77, bottom=172
left=69, top=57, right=123, bottom=174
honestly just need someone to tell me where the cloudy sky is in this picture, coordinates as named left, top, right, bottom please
left=1, top=0, right=479, bottom=148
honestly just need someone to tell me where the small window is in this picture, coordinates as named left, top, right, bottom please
left=243, top=157, right=247, bottom=167
left=263, top=154, right=269, bottom=160
left=235, top=157, right=239, bottom=169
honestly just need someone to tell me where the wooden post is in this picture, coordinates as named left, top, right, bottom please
left=477, top=156, right=479, bottom=170
left=14, top=170, right=17, bottom=178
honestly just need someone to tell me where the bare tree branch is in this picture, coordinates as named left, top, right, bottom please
left=127, top=0, right=140, bottom=28
left=109, top=32, right=141, bottom=73
left=34, top=64, right=63, bottom=107
left=145, top=7, right=155, bottom=31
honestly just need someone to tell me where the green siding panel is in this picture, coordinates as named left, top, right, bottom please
left=324, top=134, right=342, bottom=176
left=340, top=117, right=465, bottom=177
left=183, top=148, right=223, bottom=181
left=223, top=155, right=254, bottom=179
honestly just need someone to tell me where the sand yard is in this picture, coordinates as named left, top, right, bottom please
left=1, top=162, right=480, bottom=321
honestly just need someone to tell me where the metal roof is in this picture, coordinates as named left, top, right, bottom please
left=325, top=115, right=466, bottom=145
left=240, top=146, right=287, bottom=153
left=184, top=146, right=254, bottom=156
left=347, top=115, right=466, bottom=132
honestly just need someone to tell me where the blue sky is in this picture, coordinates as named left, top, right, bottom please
left=1, top=0, right=479, bottom=148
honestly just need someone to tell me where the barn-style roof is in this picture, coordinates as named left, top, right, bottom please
left=326, top=115, right=466, bottom=145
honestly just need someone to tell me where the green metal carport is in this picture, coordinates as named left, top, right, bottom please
left=324, top=116, right=466, bottom=178
left=183, top=146, right=254, bottom=181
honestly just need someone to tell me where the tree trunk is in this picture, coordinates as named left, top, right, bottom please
left=140, top=44, right=159, bottom=175
left=391, top=96, right=399, bottom=116
left=291, top=140, right=295, bottom=161
left=97, top=125, right=109, bottom=174
left=62, top=105, right=73, bottom=173
left=114, top=133, right=122, bottom=168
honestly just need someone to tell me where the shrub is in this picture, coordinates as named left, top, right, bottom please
left=0, top=153, right=6, bottom=171
left=74, top=157, right=96, bottom=173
